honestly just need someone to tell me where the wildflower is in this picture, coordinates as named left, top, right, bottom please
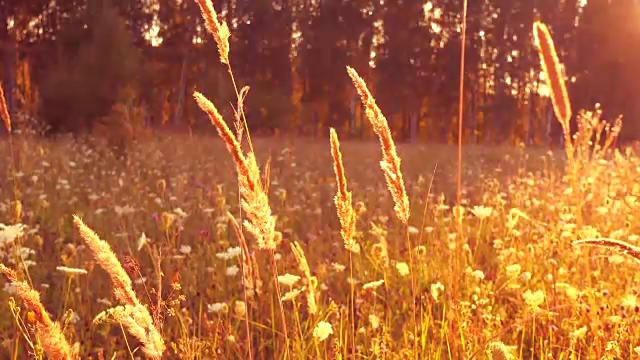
left=565, top=286, right=579, bottom=300
left=0, top=223, right=25, bottom=245
left=137, top=233, right=149, bottom=251
left=395, top=262, right=410, bottom=277
left=277, top=273, right=301, bottom=287
left=281, top=288, right=302, bottom=302
left=114, top=205, right=135, bottom=216
left=570, top=326, right=588, bottom=341
left=3, top=282, right=16, bottom=295
left=505, top=264, right=521, bottom=278
left=331, top=263, right=346, bottom=272
left=179, top=245, right=192, bottom=255
left=207, top=303, right=228, bottom=313
left=471, top=270, right=485, bottom=281
left=225, top=265, right=239, bottom=277
left=234, top=301, right=246, bottom=317
left=621, top=294, right=637, bottom=309
left=608, top=254, right=626, bottom=265
left=407, top=226, right=419, bottom=235
left=313, top=321, right=333, bottom=342
left=369, top=314, right=380, bottom=329
left=363, top=279, right=384, bottom=291
left=56, top=266, right=88, bottom=275
left=215, top=247, right=242, bottom=260
left=523, top=289, right=545, bottom=311
left=430, top=282, right=444, bottom=301
left=471, top=205, right=493, bottom=219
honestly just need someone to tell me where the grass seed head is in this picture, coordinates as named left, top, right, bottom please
left=346, top=66, right=410, bottom=224
left=194, top=0, right=230, bottom=65
left=533, top=21, right=572, bottom=131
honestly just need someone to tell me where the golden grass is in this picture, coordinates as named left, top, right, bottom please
left=73, top=215, right=165, bottom=359
left=533, top=21, right=572, bottom=131
left=1, top=12, right=639, bottom=360
left=329, top=128, right=356, bottom=251
left=0, top=263, right=72, bottom=360
left=0, top=84, right=10, bottom=134
left=346, top=66, right=410, bottom=225
left=0, top=132, right=638, bottom=358
left=194, top=92, right=279, bottom=251
left=193, top=0, right=230, bottom=65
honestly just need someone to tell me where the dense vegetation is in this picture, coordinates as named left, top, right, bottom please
left=2, top=0, right=640, bottom=143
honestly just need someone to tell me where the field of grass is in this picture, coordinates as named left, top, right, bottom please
left=0, top=131, right=639, bottom=359
left=1, top=6, right=640, bottom=360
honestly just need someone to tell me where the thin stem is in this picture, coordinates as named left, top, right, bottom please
left=226, top=64, right=254, bottom=155
left=348, top=251, right=355, bottom=358
left=269, top=250, right=289, bottom=357
left=241, top=259, right=253, bottom=360
left=452, top=4, right=468, bottom=353
left=405, top=227, right=418, bottom=358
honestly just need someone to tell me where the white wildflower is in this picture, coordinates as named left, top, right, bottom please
left=278, top=273, right=301, bottom=287
left=225, top=265, right=240, bottom=277
left=313, top=321, right=333, bottom=342
left=56, top=266, right=88, bottom=275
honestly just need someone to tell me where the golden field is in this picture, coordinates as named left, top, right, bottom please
left=0, top=131, right=639, bottom=359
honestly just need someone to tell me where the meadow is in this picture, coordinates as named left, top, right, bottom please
left=0, top=123, right=639, bottom=359
left=1, top=3, right=640, bottom=359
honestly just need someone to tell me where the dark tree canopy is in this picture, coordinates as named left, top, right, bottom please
left=1, top=0, right=638, bottom=144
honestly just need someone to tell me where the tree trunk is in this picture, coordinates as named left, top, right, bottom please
left=173, top=54, right=188, bottom=126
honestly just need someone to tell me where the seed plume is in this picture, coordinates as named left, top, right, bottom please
left=194, top=92, right=279, bottom=250
left=73, top=215, right=165, bottom=358
left=290, top=241, right=317, bottom=314
left=346, top=66, right=410, bottom=224
left=193, top=0, right=230, bottom=64
left=0, top=263, right=72, bottom=360
left=533, top=21, right=572, bottom=131
left=329, top=128, right=357, bottom=251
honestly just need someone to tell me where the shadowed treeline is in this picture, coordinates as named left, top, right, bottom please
left=1, top=0, right=640, bottom=144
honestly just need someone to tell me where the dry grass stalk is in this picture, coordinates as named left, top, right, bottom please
left=194, top=92, right=279, bottom=250
left=329, top=128, right=357, bottom=251
left=234, top=86, right=250, bottom=143
left=346, top=66, right=410, bottom=224
left=573, top=238, right=640, bottom=262
left=227, top=212, right=262, bottom=296
left=533, top=21, right=572, bottom=131
left=0, top=263, right=72, bottom=360
left=72, top=215, right=165, bottom=358
left=290, top=241, right=318, bottom=314
left=193, top=0, right=230, bottom=65
left=0, top=83, right=11, bottom=133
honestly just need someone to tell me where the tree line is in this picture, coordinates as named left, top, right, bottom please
left=1, top=0, right=638, bottom=144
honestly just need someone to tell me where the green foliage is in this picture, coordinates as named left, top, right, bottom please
left=39, top=0, right=141, bottom=133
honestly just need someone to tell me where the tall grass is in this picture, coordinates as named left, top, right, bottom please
left=0, top=11, right=638, bottom=360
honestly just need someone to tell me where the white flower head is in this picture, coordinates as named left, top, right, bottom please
left=137, top=232, right=149, bottom=251
left=207, top=303, right=228, bottom=313
left=313, top=321, right=333, bottom=342
left=0, top=223, right=25, bottom=245
left=179, top=245, right=192, bottom=255
left=395, top=262, right=410, bottom=277
left=363, top=279, right=384, bottom=291
left=216, top=246, right=242, bottom=261
left=225, top=265, right=240, bottom=277
left=56, top=266, right=88, bottom=275
left=277, top=273, right=301, bottom=287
